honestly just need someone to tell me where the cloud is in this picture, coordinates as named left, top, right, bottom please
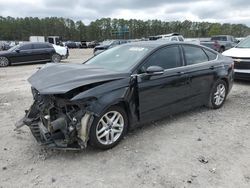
left=0, top=0, right=250, bottom=26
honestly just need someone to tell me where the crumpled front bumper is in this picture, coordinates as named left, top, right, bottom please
left=15, top=104, right=94, bottom=150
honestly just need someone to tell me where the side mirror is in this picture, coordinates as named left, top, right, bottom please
left=146, top=66, right=164, bottom=76
left=15, top=49, right=20, bottom=53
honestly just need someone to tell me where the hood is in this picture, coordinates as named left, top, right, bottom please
left=222, top=47, right=250, bottom=58
left=28, top=63, right=128, bottom=94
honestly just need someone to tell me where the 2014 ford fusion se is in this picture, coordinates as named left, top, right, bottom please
left=16, top=41, right=234, bottom=150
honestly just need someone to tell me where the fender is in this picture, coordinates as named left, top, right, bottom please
left=71, top=76, right=140, bottom=128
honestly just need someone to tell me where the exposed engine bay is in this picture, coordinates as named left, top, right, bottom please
left=19, top=88, right=94, bottom=149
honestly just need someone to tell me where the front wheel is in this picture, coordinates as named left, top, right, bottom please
left=89, top=106, right=128, bottom=150
left=51, top=53, right=61, bottom=63
left=0, top=57, right=9, bottom=67
left=208, top=80, right=227, bottom=109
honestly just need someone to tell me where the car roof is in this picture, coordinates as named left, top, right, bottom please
left=123, top=41, right=191, bottom=49
left=21, top=42, right=51, bottom=45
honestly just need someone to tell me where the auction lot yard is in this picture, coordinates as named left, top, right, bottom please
left=0, top=49, right=250, bottom=188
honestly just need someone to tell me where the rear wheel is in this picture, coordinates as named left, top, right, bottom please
left=208, top=80, right=227, bottom=109
left=0, top=57, right=9, bottom=67
left=219, top=46, right=225, bottom=53
left=89, top=106, right=128, bottom=150
left=51, top=53, right=61, bottom=63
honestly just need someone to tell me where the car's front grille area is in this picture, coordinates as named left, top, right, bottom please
left=231, top=57, right=250, bottom=70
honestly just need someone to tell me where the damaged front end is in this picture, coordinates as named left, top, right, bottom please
left=17, top=88, right=94, bottom=150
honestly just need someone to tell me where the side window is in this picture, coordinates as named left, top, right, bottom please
left=33, top=43, right=49, bottom=49
left=171, top=37, right=178, bottom=41
left=139, top=46, right=181, bottom=72
left=178, top=36, right=184, bottom=41
left=19, top=44, right=33, bottom=50
left=203, top=48, right=217, bottom=61
left=183, top=45, right=208, bottom=65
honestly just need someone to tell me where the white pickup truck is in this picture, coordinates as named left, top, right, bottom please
left=52, top=44, right=69, bottom=60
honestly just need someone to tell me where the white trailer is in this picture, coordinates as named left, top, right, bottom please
left=29, top=36, right=45, bottom=42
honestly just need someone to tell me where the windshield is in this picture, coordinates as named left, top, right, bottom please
left=8, top=44, right=20, bottom=52
left=236, top=37, right=250, bottom=48
left=85, top=45, right=151, bottom=72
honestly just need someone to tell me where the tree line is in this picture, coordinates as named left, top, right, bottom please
left=0, top=16, right=250, bottom=41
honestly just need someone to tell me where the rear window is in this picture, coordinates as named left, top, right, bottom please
left=183, top=45, right=208, bottom=65
left=203, top=48, right=217, bottom=61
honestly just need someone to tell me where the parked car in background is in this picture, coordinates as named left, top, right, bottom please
left=0, top=42, right=68, bottom=67
left=211, top=35, right=238, bottom=52
left=223, top=36, right=250, bottom=80
left=157, top=33, right=184, bottom=42
left=149, top=33, right=184, bottom=42
left=17, top=41, right=233, bottom=150
left=93, top=40, right=128, bottom=55
left=65, top=41, right=77, bottom=48
left=88, top=40, right=99, bottom=48
left=75, top=42, right=82, bottom=48
left=80, top=41, right=88, bottom=48
left=200, top=40, right=221, bottom=52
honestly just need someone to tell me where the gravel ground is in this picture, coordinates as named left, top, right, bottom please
left=0, top=49, right=250, bottom=188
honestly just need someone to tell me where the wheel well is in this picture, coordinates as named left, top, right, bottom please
left=220, top=78, right=229, bottom=93
left=111, top=101, right=131, bottom=129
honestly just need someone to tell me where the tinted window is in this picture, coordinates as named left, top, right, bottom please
left=19, top=44, right=33, bottom=50
left=178, top=36, right=184, bottom=41
left=183, top=45, right=208, bottom=65
left=171, top=37, right=178, bottom=41
left=140, top=46, right=181, bottom=72
left=33, top=43, right=51, bottom=49
left=203, top=48, right=217, bottom=61
left=211, top=36, right=227, bottom=41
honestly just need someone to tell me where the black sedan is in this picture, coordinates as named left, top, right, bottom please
left=16, top=41, right=234, bottom=150
left=0, top=42, right=60, bottom=67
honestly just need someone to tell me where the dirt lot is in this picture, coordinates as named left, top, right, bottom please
left=0, top=49, right=250, bottom=188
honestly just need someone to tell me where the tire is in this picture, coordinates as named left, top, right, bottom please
left=89, top=105, right=128, bottom=150
left=0, top=57, right=9, bottom=67
left=208, top=80, right=228, bottom=109
left=219, top=46, right=225, bottom=53
left=51, top=53, right=61, bottom=63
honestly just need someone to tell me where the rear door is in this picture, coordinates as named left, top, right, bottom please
left=32, top=43, right=54, bottom=62
left=136, top=45, right=190, bottom=122
left=181, top=44, right=220, bottom=106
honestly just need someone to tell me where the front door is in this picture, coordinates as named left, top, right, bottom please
left=11, top=43, right=34, bottom=63
left=136, top=45, right=189, bottom=123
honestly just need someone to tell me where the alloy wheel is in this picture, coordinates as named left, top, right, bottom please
left=0, top=57, right=9, bottom=67
left=96, top=111, right=124, bottom=145
left=52, top=54, right=61, bottom=63
left=213, top=83, right=226, bottom=106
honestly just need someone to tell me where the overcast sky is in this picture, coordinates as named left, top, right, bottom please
left=1, top=0, right=250, bottom=26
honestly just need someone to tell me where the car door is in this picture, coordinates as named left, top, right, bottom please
left=136, top=45, right=190, bottom=123
left=32, top=43, right=54, bottom=62
left=181, top=44, right=221, bottom=106
left=11, top=43, right=34, bottom=63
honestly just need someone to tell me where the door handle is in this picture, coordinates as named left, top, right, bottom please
left=209, top=66, right=215, bottom=70
left=177, top=71, right=185, bottom=76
